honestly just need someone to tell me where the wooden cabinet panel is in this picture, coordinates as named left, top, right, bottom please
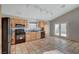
left=26, top=32, right=31, bottom=41
left=38, top=20, right=46, bottom=28
left=11, top=17, right=28, bottom=28
left=26, top=32, right=40, bottom=42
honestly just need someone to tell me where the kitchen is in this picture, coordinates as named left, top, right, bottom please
left=1, top=4, right=79, bottom=54
left=10, top=16, right=49, bottom=45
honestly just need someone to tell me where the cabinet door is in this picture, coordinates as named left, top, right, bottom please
left=38, top=20, right=46, bottom=28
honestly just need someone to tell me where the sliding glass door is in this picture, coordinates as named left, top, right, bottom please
left=55, top=24, right=59, bottom=36
left=61, top=23, right=67, bottom=37
left=54, top=23, right=67, bottom=37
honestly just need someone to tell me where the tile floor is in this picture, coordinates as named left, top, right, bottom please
left=43, top=49, right=63, bottom=54
left=11, top=36, right=79, bottom=54
left=11, top=37, right=56, bottom=54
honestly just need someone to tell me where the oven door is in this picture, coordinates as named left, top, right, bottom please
left=15, top=29, right=25, bottom=44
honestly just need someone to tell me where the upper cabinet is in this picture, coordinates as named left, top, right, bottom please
left=38, top=20, right=46, bottom=29
left=11, top=17, right=28, bottom=28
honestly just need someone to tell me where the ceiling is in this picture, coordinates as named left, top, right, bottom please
left=2, top=4, right=79, bottom=21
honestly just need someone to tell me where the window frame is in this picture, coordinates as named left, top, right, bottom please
left=54, top=24, right=60, bottom=36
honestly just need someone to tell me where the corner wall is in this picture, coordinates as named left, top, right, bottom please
left=50, top=7, right=79, bottom=41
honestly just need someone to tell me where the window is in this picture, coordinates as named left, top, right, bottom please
left=29, top=23, right=37, bottom=30
left=55, top=24, right=59, bottom=36
left=61, top=23, right=67, bottom=37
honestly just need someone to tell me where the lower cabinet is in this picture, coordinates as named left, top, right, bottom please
left=26, top=32, right=40, bottom=41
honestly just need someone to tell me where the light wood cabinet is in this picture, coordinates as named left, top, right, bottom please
left=26, top=32, right=40, bottom=42
left=11, top=17, right=28, bottom=28
left=38, top=20, right=46, bottom=29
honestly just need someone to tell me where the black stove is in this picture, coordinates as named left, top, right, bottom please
left=15, top=24, right=26, bottom=44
